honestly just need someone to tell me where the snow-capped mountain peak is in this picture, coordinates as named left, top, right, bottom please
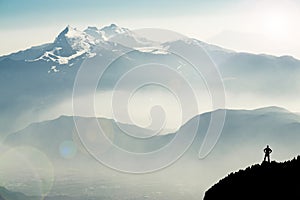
left=55, top=25, right=97, bottom=52
left=25, top=24, right=143, bottom=68
left=99, top=23, right=131, bottom=40
left=26, top=26, right=100, bottom=67
left=64, top=25, right=80, bottom=37
left=84, top=26, right=103, bottom=40
left=96, top=24, right=156, bottom=48
left=83, top=24, right=130, bottom=41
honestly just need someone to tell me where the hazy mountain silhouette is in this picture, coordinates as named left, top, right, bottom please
left=204, top=156, right=300, bottom=200
left=3, top=106, right=300, bottom=199
left=0, top=186, right=35, bottom=200
left=0, top=186, right=96, bottom=200
left=4, top=106, right=300, bottom=164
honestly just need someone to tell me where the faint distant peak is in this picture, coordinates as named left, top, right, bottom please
left=86, top=26, right=98, bottom=31
left=163, top=37, right=234, bottom=54
left=102, top=23, right=121, bottom=29
left=253, top=106, right=290, bottom=113
left=108, top=23, right=117, bottom=28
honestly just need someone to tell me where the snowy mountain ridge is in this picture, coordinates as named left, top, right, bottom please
left=0, top=23, right=253, bottom=75
left=10, top=24, right=159, bottom=68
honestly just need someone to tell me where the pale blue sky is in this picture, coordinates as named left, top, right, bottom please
left=0, top=0, right=233, bottom=29
left=1, top=0, right=300, bottom=58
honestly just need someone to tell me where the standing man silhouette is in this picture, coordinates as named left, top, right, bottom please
left=263, top=145, right=272, bottom=162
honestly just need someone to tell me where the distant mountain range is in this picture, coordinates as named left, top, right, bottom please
left=204, top=156, right=300, bottom=200
left=4, top=106, right=300, bottom=166
left=0, top=186, right=102, bottom=200
left=0, top=186, right=33, bottom=200
left=1, top=24, right=300, bottom=136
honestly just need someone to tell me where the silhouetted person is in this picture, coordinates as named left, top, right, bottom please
left=263, top=145, right=272, bottom=162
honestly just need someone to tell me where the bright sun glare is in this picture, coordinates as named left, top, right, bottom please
left=260, top=5, right=292, bottom=40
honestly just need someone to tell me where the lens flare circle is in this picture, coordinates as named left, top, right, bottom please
left=72, top=28, right=226, bottom=173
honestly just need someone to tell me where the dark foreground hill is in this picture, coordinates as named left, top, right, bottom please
left=204, top=156, right=300, bottom=200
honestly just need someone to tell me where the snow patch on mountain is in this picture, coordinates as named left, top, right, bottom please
left=136, top=47, right=170, bottom=55
left=84, top=26, right=104, bottom=41
left=100, top=24, right=129, bottom=40
left=26, top=47, right=87, bottom=65
left=48, top=66, right=59, bottom=73
left=98, top=24, right=156, bottom=48
left=64, top=26, right=96, bottom=52
left=83, top=24, right=135, bottom=42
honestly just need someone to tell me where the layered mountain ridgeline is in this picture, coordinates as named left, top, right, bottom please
left=0, top=186, right=36, bottom=200
left=4, top=106, right=300, bottom=163
left=0, top=186, right=99, bottom=200
left=204, top=156, right=300, bottom=200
